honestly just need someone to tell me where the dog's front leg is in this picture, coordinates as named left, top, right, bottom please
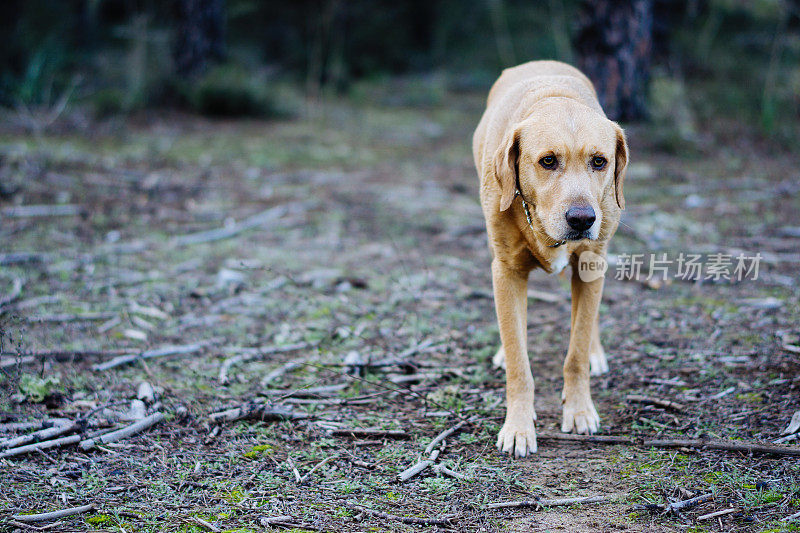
left=562, top=268, right=603, bottom=434
left=492, top=258, right=537, bottom=457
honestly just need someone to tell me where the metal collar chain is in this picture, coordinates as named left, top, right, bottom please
left=515, top=189, right=566, bottom=248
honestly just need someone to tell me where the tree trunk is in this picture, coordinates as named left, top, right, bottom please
left=574, top=0, right=653, bottom=121
left=173, top=0, right=226, bottom=78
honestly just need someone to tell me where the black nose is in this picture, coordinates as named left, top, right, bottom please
left=565, top=205, right=596, bottom=231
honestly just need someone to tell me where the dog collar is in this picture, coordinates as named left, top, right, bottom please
left=515, top=190, right=566, bottom=248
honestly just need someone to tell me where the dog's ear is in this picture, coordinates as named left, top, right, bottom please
left=493, top=127, right=520, bottom=211
left=612, top=122, right=629, bottom=210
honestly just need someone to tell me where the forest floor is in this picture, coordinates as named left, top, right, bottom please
left=1, top=88, right=799, bottom=533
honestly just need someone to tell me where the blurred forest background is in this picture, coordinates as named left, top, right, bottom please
left=2, top=0, right=800, bottom=146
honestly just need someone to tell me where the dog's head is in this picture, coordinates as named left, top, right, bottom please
left=493, top=97, right=628, bottom=243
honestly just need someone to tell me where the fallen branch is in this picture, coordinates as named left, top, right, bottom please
left=0, top=349, right=130, bottom=363
left=79, top=412, right=164, bottom=451
left=424, top=419, right=470, bottom=455
left=299, top=454, right=339, bottom=483
left=399, top=447, right=441, bottom=482
left=3, top=204, right=84, bottom=218
left=11, top=504, right=95, bottom=523
left=0, top=434, right=81, bottom=459
left=697, top=508, right=736, bottom=521
left=2, top=420, right=79, bottom=449
left=782, top=510, right=800, bottom=522
left=535, top=432, right=800, bottom=457
left=626, top=394, right=685, bottom=412
left=331, top=428, right=408, bottom=439
left=171, top=205, right=288, bottom=247
left=93, top=340, right=217, bottom=371
left=209, top=402, right=307, bottom=424
left=487, top=494, right=618, bottom=510
left=261, top=360, right=305, bottom=387
left=433, top=464, right=465, bottom=480
left=664, top=493, right=713, bottom=514
left=344, top=503, right=454, bottom=527
left=25, top=312, right=115, bottom=323
left=187, top=517, right=220, bottom=532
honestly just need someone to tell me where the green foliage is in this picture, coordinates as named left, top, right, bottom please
left=18, top=374, right=61, bottom=403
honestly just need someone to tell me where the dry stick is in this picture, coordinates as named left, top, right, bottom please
left=487, top=495, right=618, bottom=510
left=663, top=493, right=713, bottom=514
left=331, top=428, right=408, bottom=439
left=79, top=412, right=164, bottom=451
left=209, top=403, right=307, bottom=424
left=344, top=503, right=454, bottom=527
left=398, top=448, right=441, bottom=482
left=93, top=340, right=216, bottom=371
left=535, top=432, right=800, bottom=457
left=3, top=204, right=84, bottom=218
left=261, top=361, right=304, bottom=387
left=626, top=394, right=685, bottom=411
left=299, top=454, right=339, bottom=483
left=424, top=418, right=471, bottom=455
left=220, top=342, right=310, bottom=384
left=262, top=383, right=349, bottom=398
left=286, top=456, right=301, bottom=483
left=782, top=510, right=800, bottom=522
left=8, top=519, right=64, bottom=531
left=697, top=508, right=737, bottom=521
left=0, top=435, right=81, bottom=459
left=433, top=464, right=465, bottom=480
left=2, top=420, right=79, bottom=449
left=25, top=312, right=116, bottom=323
left=171, top=205, right=288, bottom=247
left=11, top=503, right=95, bottom=522
left=187, top=517, right=220, bottom=532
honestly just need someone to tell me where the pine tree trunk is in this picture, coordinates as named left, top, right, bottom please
left=173, top=0, right=226, bottom=78
left=574, top=0, right=653, bottom=121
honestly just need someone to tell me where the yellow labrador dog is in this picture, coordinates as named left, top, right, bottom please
left=472, top=60, right=628, bottom=457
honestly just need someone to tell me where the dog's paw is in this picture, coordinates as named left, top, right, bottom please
left=589, top=346, right=609, bottom=375
left=496, top=413, right=537, bottom=457
left=561, top=395, right=600, bottom=434
left=492, top=346, right=506, bottom=369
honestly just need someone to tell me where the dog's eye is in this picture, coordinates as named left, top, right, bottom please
left=539, top=155, right=557, bottom=169
left=590, top=156, right=607, bottom=170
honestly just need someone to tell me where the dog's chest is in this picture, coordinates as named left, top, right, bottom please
left=547, top=248, right=569, bottom=275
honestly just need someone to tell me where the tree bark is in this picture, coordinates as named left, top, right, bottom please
left=173, top=0, right=226, bottom=78
left=574, top=0, right=653, bottom=121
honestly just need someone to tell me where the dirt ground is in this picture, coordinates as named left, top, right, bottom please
left=1, top=91, right=799, bottom=533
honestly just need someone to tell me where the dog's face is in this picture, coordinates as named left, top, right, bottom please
left=494, top=98, right=628, bottom=243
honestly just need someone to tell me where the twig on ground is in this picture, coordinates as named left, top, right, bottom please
left=487, top=494, right=618, bottom=510
left=782, top=510, right=800, bottom=522
left=79, top=412, right=164, bottom=451
left=11, top=503, right=95, bottom=522
left=187, top=517, right=221, bottom=532
left=535, top=432, right=800, bottom=457
left=0, top=252, right=48, bottom=266
left=219, top=342, right=309, bottom=384
left=697, top=508, right=737, bottom=521
left=0, top=349, right=130, bottom=362
left=171, top=205, right=289, bottom=247
left=0, top=435, right=82, bottom=459
left=7, top=519, right=64, bottom=530
left=286, top=455, right=302, bottom=482
left=626, top=394, right=685, bottom=411
left=398, top=460, right=433, bottom=482
left=774, top=433, right=799, bottom=444
left=209, top=402, right=307, bottom=424
left=25, top=312, right=115, bottom=324
left=663, top=493, right=713, bottom=514
left=258, top=516, right=313, bottom=529
left=344, top=502, right=454, bottom=527
left=262, top=383, right=349, bottom=398
left=298, top=454, right=339, bottom=483
left=331, top=428, right=408, bottom=439
left=93, top=340, right=218, bottom=371
left=261, top=360, right=305, bottom=387
left=424, top=418, right=472, bottom=455
left=2, top=420, right=79, bottom=449
left=2, top=204, right=84, bottom=218
left=433, top=464, right=466, bottom=480
left=0, top=277, right=23, bottom=309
